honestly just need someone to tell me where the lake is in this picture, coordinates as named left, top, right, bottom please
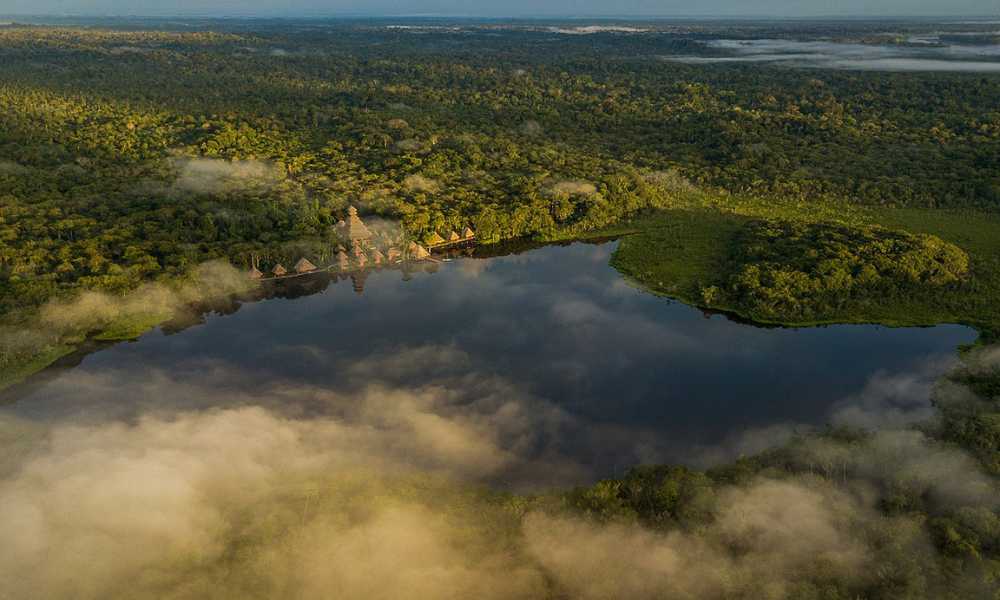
left=1, top=241, right=976, bottom=486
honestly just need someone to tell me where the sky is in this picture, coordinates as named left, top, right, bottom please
left=1, top=0, right=998, bottom=18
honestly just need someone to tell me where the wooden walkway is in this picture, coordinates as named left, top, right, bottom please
left=254, top=233, right=471, bottom=282
left=256, top=256, right=442, bottom=282
left=427, top=237, right=475, bottom=251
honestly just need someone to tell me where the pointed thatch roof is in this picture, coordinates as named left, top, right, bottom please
left=248, top=266, right=263, bottom=280
left=295, top=258, right=317, bottom=273
left=426, top=232, right=446, bottom=246
left=409, top=241, right=430, bottom=259
left=272, top=264, right=287, bottom=277
left=462, top=226, right=475, bottom=239
left=448, top=230, right=460, bottom=242
left=344, top=206, right=372, bottom=241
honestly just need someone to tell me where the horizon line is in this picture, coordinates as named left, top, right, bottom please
left=3, top=13, right=1000, bottom=20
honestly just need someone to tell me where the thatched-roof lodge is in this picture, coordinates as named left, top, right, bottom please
left=295, top=258, right=317, bottom=273
left=426, top=232, right=446, bottom=246
left=247, top=266, right=263, bottom=280
left=448, top=230, right=460, bottom=242
left=409, top=241, right=430, bottom=259
left=342, top=206, right=372, bottom=243
left=463, top=226, right=475, bottom=239
left=272, top=264, right=287, bottom=277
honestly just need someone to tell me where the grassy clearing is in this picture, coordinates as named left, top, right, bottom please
left=0, top=343, right=76, bottom=391
left=93, top=311, right=170, bottom=342
left=0, top=311, right=168, bottom=393
left=610, top=209, right=746, bottom=301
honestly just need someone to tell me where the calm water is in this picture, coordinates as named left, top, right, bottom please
left=3, top=242, right=976, bottom=483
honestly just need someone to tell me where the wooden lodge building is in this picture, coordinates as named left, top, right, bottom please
left=337, top=206, right=373, bottom=245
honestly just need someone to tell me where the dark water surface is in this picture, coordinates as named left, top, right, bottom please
left=4, top=242, right=976, bottom=482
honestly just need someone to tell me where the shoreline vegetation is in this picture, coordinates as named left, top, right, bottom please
left=4, top=195, right=999, bottom=392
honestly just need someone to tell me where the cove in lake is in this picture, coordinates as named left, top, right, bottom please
left=2, top=241, right=976, bottom=486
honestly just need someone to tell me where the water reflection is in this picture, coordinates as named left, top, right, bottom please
left=3, top=242, right=976, bottom=484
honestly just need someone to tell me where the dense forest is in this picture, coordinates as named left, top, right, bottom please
left=1, top=20, right=999, bottom=315
left=715, top=221, right=970, bottom=321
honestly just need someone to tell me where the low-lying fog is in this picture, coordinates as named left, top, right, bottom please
left=666, top=37, right=1000, bottom=72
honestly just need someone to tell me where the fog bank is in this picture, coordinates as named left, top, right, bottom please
left=0, top=404, right=892, bottom=600
left=665, top=38, right=1000, bottom=72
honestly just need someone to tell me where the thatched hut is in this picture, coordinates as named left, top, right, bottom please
left=462, top=226, right=475, bottom=240
left=247, top=266, right=263, bottom=280
left=448, top=230, right=460, bottom=242
left=426, top=232, right=446, bottom=246
left=295, top=258, right=317, bottom=273
left=272, top=264, right=287, bottom=277
left=409, top=241, right=430, bottom=259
